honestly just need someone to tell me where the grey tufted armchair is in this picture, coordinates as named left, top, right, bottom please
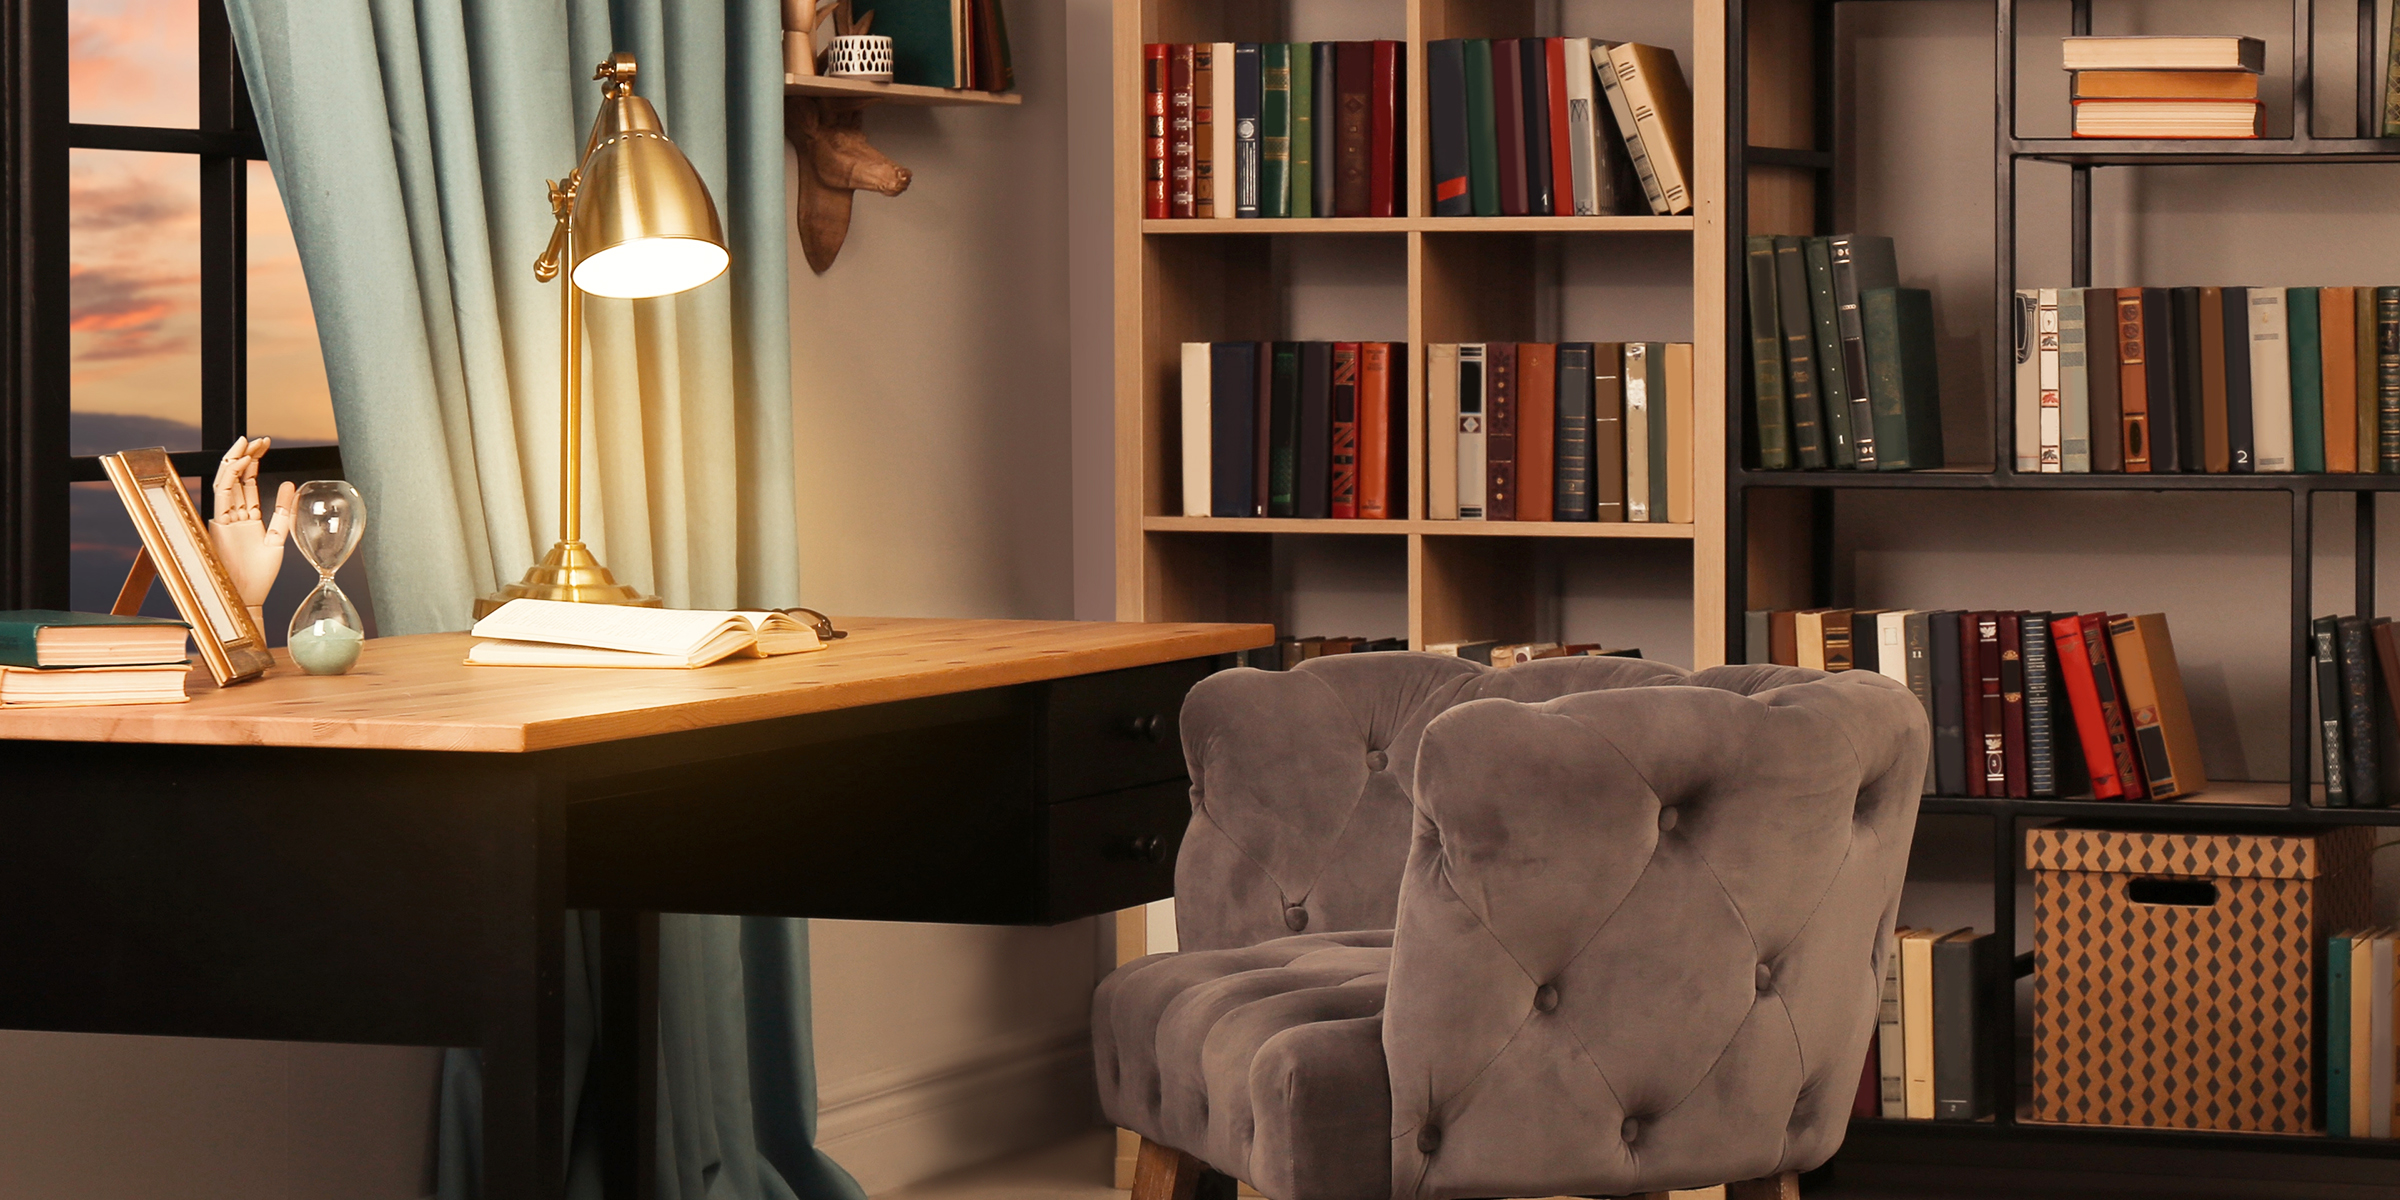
left=1092, top=652, right=1926, bottom=1200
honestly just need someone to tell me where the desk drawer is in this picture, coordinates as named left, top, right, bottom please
left=1039, top=779, right=1190, bottom=922
left=1043, top=658, right=1215, bottom=800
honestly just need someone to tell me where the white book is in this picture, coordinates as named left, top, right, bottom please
left=1456, top=343, right=1486, bottom=520
left=1427, top=344, right=1460, bottom=520
left=2013, top=290, right=2040, bottom=472
left=1210, top=43, right=1236, bottom=208
left=2249, top=288, right=2294, bottom=471
left=467, top=598, right=825, bottom=668
left=1603, top=43, right=1692, bottom=215
left=2058, top=289, right=2090, bottom=472
left=1876, top=926, right=1906, bottom=1118
left=1592, top=43, right=1666, bottom=216
left=1624, top=342, right=1652, bottom=521
left=1180, top=343, right=1211, bottom=516
left=1876, top=611, right=1913, bottom=689
left=2036, top=289, right=2062, bottom=472
left=1561, top=38, right=1599, bottom=215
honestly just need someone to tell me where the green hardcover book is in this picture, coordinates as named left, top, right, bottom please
left=1267, top=341, right=1302, bottom=515
left=873, top=0, right=960, bottom=88
left=2330, top=931, right=2353, bottom=1136
left=2290, top=287, right=2325, bottom=473
left=1773, top=236, right=1827, bottom=468
left=1288, top=44, right=1313, bottom=218
left=1803, top=236, right=1855, bottom=467
left=1863, top=286, right=1947, bottom=470
left=1744, top=235, right=1791, bottom=469
left=1462, top=40, right=1500, bottom=217
left=1259, top=44, right=1291, bottom=218
left=0, top=609, right=190, bottom=668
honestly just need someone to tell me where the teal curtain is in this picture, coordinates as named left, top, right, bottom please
left=220, top=2, right=855, bottom=1197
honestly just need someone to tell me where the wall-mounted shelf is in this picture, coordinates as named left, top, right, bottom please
left=1139, top=215, right=1696, bottom=234
left=782, top=74, right=1022, bottom=105
left=1142, top=516, right=1696, bottom=539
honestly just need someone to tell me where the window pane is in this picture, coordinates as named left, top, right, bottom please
left=247, top=161, right=334, bottom=446
left=68, top=0, right=198, bottom=129
left=70, top=148, right=201, bottom=456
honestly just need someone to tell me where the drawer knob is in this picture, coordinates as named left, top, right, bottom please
left=1125, top=713, right=1167, bottom=743
left=1113, top=834, right=1171, bottom=863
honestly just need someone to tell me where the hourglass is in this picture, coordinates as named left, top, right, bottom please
left=286, top=480, right=367, bottom=675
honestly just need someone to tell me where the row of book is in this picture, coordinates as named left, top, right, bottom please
left=1239, top=635, right=1408, bottom=671
left=1427, top=639, right=1642, bottom=665
left=1178, top=342, right=1405, bottom=520
left=2060, top=36, right=2264, bottom=138
left=1748, top=609, right=2206, bottom=802
left=1237, top=634, right=1644, bottom=670
left=1744, top=234, right=1946, bottom=471
left=1855, top=928, right=1998, bottom=1122
left=1422, top=38, right=1689, bottom=218
left=2327, top=928, right=2400, bottom=1138
left=2013, top=286, right=2400, bottom=475
left=0, top=610, right=193, bottom=706
left=2311, top=615, right=2400, bottom=808
left=1141, top=42, right=1404, bottom=220
left=1426, top=342, right=1695, bottom=523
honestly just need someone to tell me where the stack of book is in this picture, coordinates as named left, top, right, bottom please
left=1859, top=927, right=1997, bottom=1122
left=1143, top=41, right=1405, bottom=219
left=1422, top=38, right=1690, bottom=218
left=1748, top=609, right=2206, bottom=802
left=1426, top=341, right=1694, bottom=523
left=2063, top=36, right=2263, bottom=139
left=1426, top=639, right=1641, bottom=665
left=2327, top=928, right=2400, bottom=1138
left=1179, top=341, right=1404, bottom=519
left=2311, top=615, right=2400, bottom=808
left=2014, top=286, right=2400, bottom=474
left=1744, top=234, right=1945, bottom=471
left=1239, top=635, right=1407, bottom=671
left=0, top=610, right=191, bottom=706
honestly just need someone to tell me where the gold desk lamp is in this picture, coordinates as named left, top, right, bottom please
left=477, top=52, right=729, bottom=618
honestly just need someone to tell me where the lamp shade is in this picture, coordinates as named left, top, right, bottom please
left=570, top=93, right=729, bottom=299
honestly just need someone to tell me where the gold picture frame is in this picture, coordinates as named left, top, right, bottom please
left=100, top=447, right=274, bottom=686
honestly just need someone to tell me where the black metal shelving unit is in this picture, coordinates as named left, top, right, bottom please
left=1724, top=0, right=2400, bottom=1170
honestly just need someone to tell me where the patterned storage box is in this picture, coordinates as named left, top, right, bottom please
left=2028, top=823, right=2374, bottom=1133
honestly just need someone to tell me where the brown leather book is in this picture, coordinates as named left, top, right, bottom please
left=2109, top=612, right=2208, bottom=800
left=1795, top=609, right=1852, bottom=671
left=1169, top=45, right=1196, bottom=217
left=1485, top=341, right=1518, bottom=520
left=1769, top=610, right=1799, bottom=666
left=1960, top=612, right=1986, bottom=797
left=2324, top=286, right=2358, bottom=472
left=1358, top=343, right=1396, bottom=518
left=2079, top=613, right=2147, bottom=799
left=1334, top=42, right=1373, bottom=217
left=2200, top=287, right=2230, bottom=471
left=1192, top=45, right=1216, bottom=217
left=2085, top=288, right=2122, bottom=471
left=2000, top=613, right=2029, bottom=797
left=1592, top=343, right=1626, bottom=521
left=1493, top=39, right=1527, bottom=215
left=2115, top=288, right=2151, bottom=471
left=1517, top=343, right=1555, bottom=521
left=1368, top=40, right=1403, bottom=219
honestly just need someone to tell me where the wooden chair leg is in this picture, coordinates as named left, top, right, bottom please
left=1725, top=1171, right=1800, bottom=1200
left=1130, top=1137, right=1210, bottom=1200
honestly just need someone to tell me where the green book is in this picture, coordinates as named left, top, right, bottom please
left=2330, top=931, right=2353, bottom=1137
left=1863, top=286, right=1946, bottom=470
left=1288, top=44, right=1312, bottom=218
left=1803, top=236, right=1854, bottom=467
left=1267, top=341, right=1302, bottom=514
left=2289, top=286, right=2325, bottom=473
left=1744, top=235, right=1791, bottom=469
left=1772, top=236, right=1827, bottom=468
left=872, top=0, right=959, bottom=88
left=0, top=609, right=190, bottom=668
left=1259, top=44, right=1292, bottom=219
left=1462, top=40, right=1500, bottom=217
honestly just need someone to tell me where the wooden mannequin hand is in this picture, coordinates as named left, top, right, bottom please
left=207, top=436, right=298, bottom=609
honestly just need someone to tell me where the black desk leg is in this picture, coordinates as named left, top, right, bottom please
left=594, top=909, right=660, bottom=1200
left=481, top=795, right=571, bottom=1200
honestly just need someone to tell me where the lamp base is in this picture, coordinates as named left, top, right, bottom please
left=473, top=540, right=660, bottom=619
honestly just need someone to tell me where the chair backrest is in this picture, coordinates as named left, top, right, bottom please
left=1381, top=666, right=1926, bottom=1199
left=1173, top=651, right=1688, bottom=952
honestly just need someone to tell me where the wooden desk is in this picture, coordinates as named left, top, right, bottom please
left=0, top=616, right=1269, bottom=1200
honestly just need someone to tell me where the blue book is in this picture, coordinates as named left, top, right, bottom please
left=2330, top=932, right=2352, bottom=1137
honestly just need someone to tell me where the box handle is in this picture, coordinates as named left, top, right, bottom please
left=2126, top=878, right=2220, bottom=907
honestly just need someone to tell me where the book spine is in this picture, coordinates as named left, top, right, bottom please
left=2108, top=613, right=2178, bottom=798
left=2317, top=616, right=2351, bottom=806
left=1562, top=38, right=1599, bottom=215
left=1863, top=287, right=1944, bottom=471
left=2363, top=284, right=2381, bottom=472
left=1427, top=40, right=1471, bottom=216
left=1288, top=43, right=1312, bottom=218
left=1169, top=45, right=1196, bottom=217
left=1746, top=237, right=1792, bottom=468
left=2013, top=290, right=2039, bottom=471
left=1335, top=42, right=1372, bottom=218
left=1209, top=342, right=1258, bottom=517
left=1545, top=39, right=1574, bottom=221
left=2381, top=287, right=2400, bottom=472
left=1211, top=45, right=1237, bottom=220
left=2081, top=614, right=2146, bottom=799
left=1877, top=930, right=1905, bottom=1118
left=2224, top=286, right=2256, bottom=471
left=2083, top=287, right=2122, bottom=471
left=1963, top=613, right=1989, bottom=797
left=1233, top=44, right=1261, bottom=218
left=1485, top=342, right=1518, bottom=520
left=1901, top=932, right=1936, bottom=1119
left=1653, top=342, right=1677, bottom=521
left=2324, top=286, right=2357, bottom=471
left=1932, top=934, right=1988, bottom=1120
left=1805, top=237, right=1854, bottom=467
left=1555, top=343, right=1594, bottom=520
left=2341, top=616, right=2381, bottom=806
left=1426, top=343, right=1458, bottom=519
left=1145, top=45, right=1169, bottom=219
left=2000, top=614, right=2028, bottom=797
left=1519, top=38, right=1553, bottom=215
left=1907, top=612, right=1936, bottom=793
left=2051, top=613, right=2124, bottom=799
left=1368, top=41, right=1401, bottom=218
left=1295, top=341, right=1332, bottom=518
left=1457, top=343, right=1486, bottom=519
left=1253, top=341, right=1272, bottom=516
left=2037, top=289, right=2062, bottom=472
left=1612, top=45, right=1691, bottom=213
left=1259, top=44, right=1290, bottom=218
left=1192, top=45, right=1216, bottom=217
left=1775, top=239, right=1826, bottom=468
left=1594, top=42, right=1667, bottom=215
left=1358, top=343, right=1394, bottom=519
left=2329, top=933, right=2353, bottom=1137
left=1516, top=342, right=1555, bottom=521
left=1180, top=343, right=1211, bottom=517
left=1312, top=43, right=1336, bottom=218
left=1267, top=342, right=1300, bottom=516
left=2059, top=288, right=2090, bottom=472
left=2024, top=614, right=2056, bottom=795
left=1592, top=344, right=1625, bottom=521
left=2140, top=288, right=2179, bottom=471
left=1625, top=343, right=1652, bottom=520
left=2249, top=287, right=2294, bottom=471
left=1329, top=343, right=1360, bottom=518
left=1462, top=41, right=1498, bottom=217
left=2117, top=289, right=2152, bottom=471
left=1931, top=611, right=1966, bottom=796
left=2290, top=287, right=2325, bottom=473
left=1493, top=39, right=1527, bottom=215
left=1828, top=237, right=1885, bottom=469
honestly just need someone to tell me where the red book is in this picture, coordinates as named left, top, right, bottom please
left=1516, top=343, right=1555, bottom=521
left=1169, top=45, right=1196, bottom=218
left=2051, top=614, right=2124, bottom=799
left=2081, top=613, right=2147, bottom=799
left=1492, top=39, right=1527, bottom=215
left=1977, top=613, right=2006, bottom=797
left=1545, top=38, right=1574, bottom=222
left=1330, top=343, right=1361, bottom=518
left=2000, top=613, right=2029, bottom=798
left=1358, top=343, right=1395, bottom=518
left=1144, top=45, right=1169, bottom=219
left=1368, top=41, right=1402, bottom=218
left=1485, top=342, right=1518, bottom=520
left=1335, top=42, right=1373, bottom=217
left=1853, top=1040, right=1880, bottom=1119
left=1960, top=612, right=1985, bottom=798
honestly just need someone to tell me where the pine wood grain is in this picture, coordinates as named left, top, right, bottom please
left=0, top=617, right=1272, bottom=754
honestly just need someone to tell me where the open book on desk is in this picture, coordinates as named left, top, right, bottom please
left=466, top=598, right=827, bottom=668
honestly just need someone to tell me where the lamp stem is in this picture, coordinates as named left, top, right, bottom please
left=560, top=235, right=582, bottom=546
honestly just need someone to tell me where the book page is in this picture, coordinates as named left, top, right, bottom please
left=471, top=599, right=743, bottom=656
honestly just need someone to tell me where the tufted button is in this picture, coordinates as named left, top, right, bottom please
left=1657, top=806, right=1678, bottom=833
left=1756, top=962, right=1773, bottom=992
left=1621, top=1116, right=1640, bottom=1143
left=1534, top=983, right=1560, bottom=1013
left=1284, top=904, right=1310, bottom=932
left=1416, top=1124, right=1442, bottom=1155
left=1366, top=749, right=1389, bottom=771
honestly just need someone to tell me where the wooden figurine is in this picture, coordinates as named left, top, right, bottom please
left=786, top=94, right=911, bottom=273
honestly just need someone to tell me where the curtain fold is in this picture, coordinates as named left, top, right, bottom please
left=220, top=1, right=848, bottom=1197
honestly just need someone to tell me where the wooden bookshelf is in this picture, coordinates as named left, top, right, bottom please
left=781, top=75, right=1023, bottom=104
left=1109, top=0, right=1730, bottom=666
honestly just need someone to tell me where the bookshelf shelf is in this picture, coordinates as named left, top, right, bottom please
left=780, top=75, right=1022, bottom=105
left=1141, top=516, right=1697, bottom=539
left=2011, top=137, right=2400, bottom=166
left=1140, top=216, right=1695, bottom=234
left=1848, top=1114, right=2400, bottom=1158
left=1730, top=468, right=2400, bottom=491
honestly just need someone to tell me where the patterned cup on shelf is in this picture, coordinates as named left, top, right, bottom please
left=824, top=35, right=893, bottom=81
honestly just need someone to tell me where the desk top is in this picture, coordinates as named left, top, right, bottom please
left=0, top=617, right=1272, bottom=753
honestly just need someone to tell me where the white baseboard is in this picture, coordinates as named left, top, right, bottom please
left=816, top=1022, right=1099, bottom=1195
